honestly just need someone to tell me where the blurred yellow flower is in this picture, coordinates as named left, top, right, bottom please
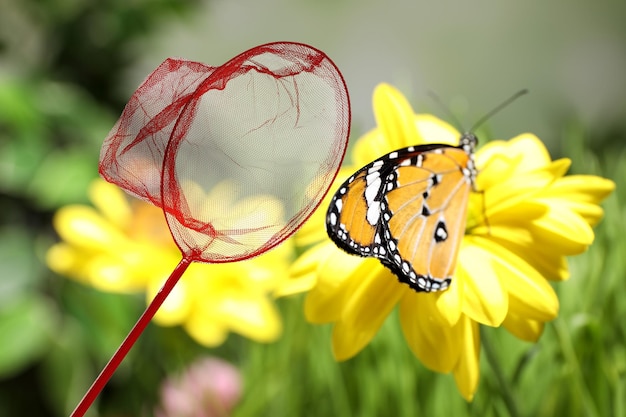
left=288, top=83, right=615, bottom=400
left=47, top=179, right=294, bottom=346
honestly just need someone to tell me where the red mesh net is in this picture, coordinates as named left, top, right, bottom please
left=99, top=42, right=350, bottom=262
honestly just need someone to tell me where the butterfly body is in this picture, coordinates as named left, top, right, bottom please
left=326, top=133, right=478, bottom=292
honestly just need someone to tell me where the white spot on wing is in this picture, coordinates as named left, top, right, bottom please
left=364, top=178, right=380, bottom=205
left=366, top=201, right=381, bottom=225
left=335, top=198, right=343, bottom=213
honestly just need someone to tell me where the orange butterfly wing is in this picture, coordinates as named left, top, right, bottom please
left=326, top=135, right=476, bottom=292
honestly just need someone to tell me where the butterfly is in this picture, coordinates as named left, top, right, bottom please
left=326, top=133, right=478, bottom=292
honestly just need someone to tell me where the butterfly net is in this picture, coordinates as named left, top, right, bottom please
left=99, top=42, right=350, bottom=263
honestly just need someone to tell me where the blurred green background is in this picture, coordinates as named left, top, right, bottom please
left=0, top=0, right=624, bottom=416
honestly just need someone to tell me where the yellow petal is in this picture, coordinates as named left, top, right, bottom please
left=274, top=274, right=316, bottom=297
left=280, top=243, right=331, bottom=297
left=127, top=201, right=175, bottom=247
left=295, top=168, right=355, bottom=246
left=534, top=206, right=595, bottom=248
left=352, top=129, right=390, bottom=166
left=53, top=205, right=128, bottom=250
left=218, top=295, right=282, bottom=343
left=184, top=315, right=228, bottom=347
left=46, top=243, right=75, bottom=273
left=304, top=246, right=368, bottom=323
left=488, top=209, right=592, bottom=256
left=372, top=83, right=421, bottom=151
left=353, top=113, right=460, bottom=166
left=475, top=143, right=520, bottom=187
left=46, top=243, right=91, bottom=284
left=434, top=275, right=463, bottom=326
left=506, top=134, right=552, bottom=170
left=508, top=290, right=559, bottom=323
left=475, top=134, right=551, bottom=176
left=453, top=317, right=480, bottom=401
left=293, top=217, right=329, bottom=248
left=85, top=253, right=150, bottom=291
left=548, top=200, right=606, bottom=226
left=414, top=114, right=459, bottom=146
left=478, top=200, right=547, bottom=228
left=490, top=238, right=570, bottom=281
left=89, top=179, right=132, bottom=229
left=484, top=159, right=570, bottom=216
left=332, top=269, right=404, bottom=360
left=474, top=139, right=508, bottom=168
left=503, top=312, right=545, bottom=342
left=546, top=175, right=615, bottom=203
left=458, top=238, right=508, bottom=326
left=399, top=291, right=460, bottom=373
left=476, top=237, right=559, bottom=321
left=150, top=276, right=192, bottom=326
left=237, top=245, right=291, bottom=290
left=534, top=175, right=615, bottom=228
left=291, top=242, right=331, bottom=279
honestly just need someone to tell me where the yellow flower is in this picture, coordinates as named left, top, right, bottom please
left=47, top=179, right=293, bottom=346
left=288, top=83, right=615, bottom=400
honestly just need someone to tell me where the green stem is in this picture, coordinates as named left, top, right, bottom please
left=551, top=320, right=599, bottom=417
left=481, top=329, right=521, bottom=417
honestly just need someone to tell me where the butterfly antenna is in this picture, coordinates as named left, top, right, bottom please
left=427, top=90, right=464, bottom=132
left=470, top=89, right=529, bottom=132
